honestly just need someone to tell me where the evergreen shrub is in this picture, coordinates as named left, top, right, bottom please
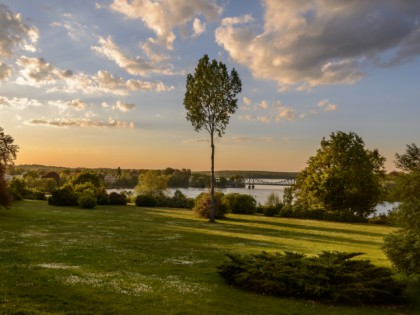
left=217, top=251, right=406, bottom=305
left=78, top=190, right=97, bottom=209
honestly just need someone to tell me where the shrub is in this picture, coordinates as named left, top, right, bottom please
left=109, top=192, right=127, bottom=205
left=193, top=192, right=227, bottom=219
left=262, top=192, right=283, bottom=217
left=48, top=185, right=78, bottom=206
left=8, top=178, right=29, bottom=201
left=170, top=190, right=192, bottom=208
left=78, top=190, right=97, bottom=209
left=25, top=189, right=46, bottom=201
left=218, top=251, right=406, bottom=305
left=135, top=194, right=158, bottom=207
left=263, top=206, right=280, bottom=217
left=223, top=193, right=256, bottom=214
left=96, top=187, right=110, bottom=205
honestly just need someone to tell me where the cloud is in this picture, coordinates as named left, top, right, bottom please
left=92, top=36, right=156, bottom=76
left=317, top=99, right=337, bottom=112
left=0, top=96, right=42, bottom=109
left=14, top=56, right=173, bottom=95
left=192, top=18, right=206, bottom=37
left=113, top=100, right=135, bottom=112
left=110, top=0, right=222, bottom=50
left=0, top=3, right=39, bottom=58
left=48, top=99, right=86, bottom=111
left=215, top=1, right=420, bottom=90
left=243, top=97, right=251, bottom=106
left=275, top=106, right=295, bottom=122
left=15, top=56, right=73, bottom=86
left=257, top=116, right=271, bottom=123
left=26, top=117, right=135, bottom=128
left=0, top=62, right=13, bottom=80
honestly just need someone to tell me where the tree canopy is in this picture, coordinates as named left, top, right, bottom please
left=0, top=127, right=19, bottom=208
left=293, top=131, right=385, bottom=217
left=135, top=170, right=168, bottom=196
left=183, top=54, right=242, bottom=222
left=383, top=143, right=420, bottom=277
left=395, top=143, right=420, bottom=172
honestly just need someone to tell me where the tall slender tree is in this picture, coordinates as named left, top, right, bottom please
left=0, top=127, right=19, bottom=208
left=184, top=55, right=242, bottom=222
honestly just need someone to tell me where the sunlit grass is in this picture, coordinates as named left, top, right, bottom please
left=0, top=200, right=418, bottom=314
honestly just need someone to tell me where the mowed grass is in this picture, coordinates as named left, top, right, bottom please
left=0, top=200, right=419, bottom=315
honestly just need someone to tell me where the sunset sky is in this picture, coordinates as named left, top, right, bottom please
left=1, top=1, right=419, bottom=172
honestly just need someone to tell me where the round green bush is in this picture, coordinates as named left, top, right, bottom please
left=48, top=185, right=78, bottom=206
left=223, top=193, right=256, bottom=214
left=109, top=192, right=127, bottom=205
left=193, top=192, right=227, bottom=219
left=78, top=191, right=97, bottom=209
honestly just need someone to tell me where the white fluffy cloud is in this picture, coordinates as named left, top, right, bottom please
left=215, top=0, right=420, bottom=90
left=48, top=99, right=86, bottom=112
left=110, top=0, right=222, bottom=50
left=0, top=3, right=39, bottom=58
left=317, top=99, right=337, bottom=112
left=16, top=56, right=73, bottom=86
left=26, top=117, right=135, bottom=128
left=238, top=97, right=337, bottom=123
left=14, top=56, right=173, bottom=95
left=113, top=100, right=135, bottom=112
left=92, top=36, right=155, bottom=76
left=192, top=18, right=206, bottom=37
left=0, top=96, right=42, bottom=109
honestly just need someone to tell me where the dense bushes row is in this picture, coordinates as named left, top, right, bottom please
left=48, top=184, right=127, bottom=208
left=8, top=178, right=46, bottom=201
left=135, top=190, right=194, bottom=209
left=217, top=251, right=406, bottom=305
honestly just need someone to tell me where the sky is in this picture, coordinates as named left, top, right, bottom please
left=0, top=0, right=419, bottom=172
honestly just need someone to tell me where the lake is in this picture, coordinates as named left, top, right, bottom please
left=110, top=179, right=396, bottom=215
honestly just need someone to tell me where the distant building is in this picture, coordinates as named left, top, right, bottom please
left=104, top=174, right=117, bottom=185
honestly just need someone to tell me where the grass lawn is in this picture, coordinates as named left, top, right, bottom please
left=0, top=200, right=419, bottom=314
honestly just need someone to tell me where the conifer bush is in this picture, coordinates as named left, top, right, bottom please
left=217, top=251, right=406, bottom=305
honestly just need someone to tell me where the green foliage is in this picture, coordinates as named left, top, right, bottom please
left=260, top=192, right=283, bottom=216
left=0, top=127, right=19, bottom=208
left=78, top=189, right=97, bottom=209
left=383, top=198, right=420, bottom=277
left=48, top=184, right=78, bottom=206
left=8, top=178, right=28, bottom=201
left=395, top=143, right=420, bottom=172
left=218, top=251, right=406, bottom=305
left=170, top=189, right=193, bottom=208
left=184, top=54, right=242, bottom=222
left=193, top=192, right=227, bottom=219
left=165, top=168, right=191, bottom=187
left=108, top=192, right=127, bottom=205
left=183, top=54, right=242, bottom=138
left=95, top=187, right=110, bottom=205
left=135, top=170, right=168, bottom=195
left=71, top=171, right=102, bottom=188
left=135, top=194, right=158, bottom=207
left=223, top=193, right=256, bottom=214
left=293, top=131, right=385, bottom=218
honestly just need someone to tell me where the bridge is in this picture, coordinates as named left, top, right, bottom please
left=243, top=178, right=296, bottom=188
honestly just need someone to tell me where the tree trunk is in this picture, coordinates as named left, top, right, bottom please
left=210, top=132, right=215, bottom=223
